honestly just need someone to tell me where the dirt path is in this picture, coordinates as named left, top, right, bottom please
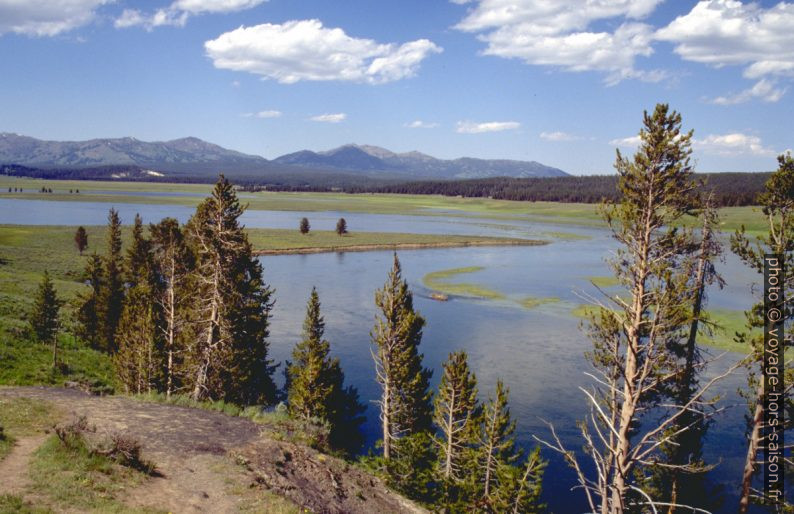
left=0, top=434, right=47, bottom=496
left=0, top=386, right=426, bottom=514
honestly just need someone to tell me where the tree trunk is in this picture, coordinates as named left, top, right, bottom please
left=382, top=377, right=391, bottom=460
left=166, top=255, right=176, bottom=399
left=738, top=381, right=764, bottom=514
left=483, top=410, right=497, bottom=498
left=193, top=250, right=221, bottom=401
left=444, top=388, right=457, bottom=479
left=52, top=335, right=58, bottom=369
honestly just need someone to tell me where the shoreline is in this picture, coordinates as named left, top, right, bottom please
left=252, top=238, right=546, bottom=256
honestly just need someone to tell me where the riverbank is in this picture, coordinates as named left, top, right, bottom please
left=252, top=237, right=545, bottom=255
left=0, top=224, right=545, bottom=325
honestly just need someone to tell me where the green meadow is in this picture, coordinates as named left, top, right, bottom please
left=0, top=176, right=767, bottom=235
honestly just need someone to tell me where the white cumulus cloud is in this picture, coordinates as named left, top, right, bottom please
left=710, top=78, right=788, bottom=105
left=310, top=113, right=346, bottom=123
left=242, top=110, right=282, bottom=118
left=0, top=0, right=109, bottom=37
left=694, top=133, right=777, bottom=157
left=540, top=131, right=578, bottom=141
left=456, top=121, right=520, bottom=134
left=115, top=8, right=188, bottom=30
left=657, top=0, right=794, bottom=102
left=609, top=135, right=642, bottom=147
left=115, top=0, right=266, bottom=30
left=204, top=20, right=441, bottom=84
left=453, top=0, right=666, bottom=85
left=172, top=0, right=267, bottom=14
left=610, top=132, right=777, bottom=157
left=405, top=120, right=439, bottom=129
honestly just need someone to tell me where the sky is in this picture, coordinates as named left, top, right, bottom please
left=0, top=0, right=792, bottom=175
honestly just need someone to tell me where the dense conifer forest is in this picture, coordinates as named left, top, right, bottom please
left=343, top=171, right=771, bottom=206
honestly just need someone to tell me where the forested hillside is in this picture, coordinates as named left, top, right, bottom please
left=344, top=172, right=770, bottom=207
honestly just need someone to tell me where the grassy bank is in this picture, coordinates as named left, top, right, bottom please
left=0, top=176, right=768, bottom=235
left=248, top=231, right=544, bottom=255
left=0, top=223, right=541, bottom=391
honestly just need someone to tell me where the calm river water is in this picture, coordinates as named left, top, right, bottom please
left=0, top=197, right=765, bottom=512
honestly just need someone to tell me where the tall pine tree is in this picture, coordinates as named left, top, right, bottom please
left=287, top=287, right=365, bottom=454
left=371, top=253, right=432, bottom=461
left=98, top=208, right=125, bottom=353
left=150, top=217, right=194, bottom=398
left=115, top=214, right=161, bottom=394
left=75, top=253, right=103, bottom=349
left=433, top=351, right=480, bottom=510
left=477, top=380, right=520, bottom=503
left=434, top=351, right=479, bottom=481
left=186, top=175, right=277, bottom=404
left=30, top=271, right=62, bottom=368
left=542, top=104, right=713, bottom=513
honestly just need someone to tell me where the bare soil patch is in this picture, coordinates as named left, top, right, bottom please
left=0, top=386, right=425, bottom=513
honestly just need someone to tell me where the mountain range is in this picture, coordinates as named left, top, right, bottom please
left=0, top=133, right=567, bottom=180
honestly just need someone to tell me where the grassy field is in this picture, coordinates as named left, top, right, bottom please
left=0, top=223, right=534, bottom=393
left=0, top=176, right=768, bottom=235
left=0, top=223, right=536, bottom=318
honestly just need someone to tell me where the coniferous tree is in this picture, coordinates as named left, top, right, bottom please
left=434, top=351, right=479, bottom=480
left=186, top=175, right=277, bottom=404
left=732, top=153, right=794, bottom=513
left=150, top=217, right=194, bottom=398
left=30, top=271, right=62, bottom=368
left=542, top=105, right=719, bottom=513
left=477, top=380, right=520, bottom=504
left=115, top=214, right=160, bottom=394
left=371, top=253, right=432, bottom=461
left=299, top=217, right=310, bottom=235
left=336, top=218, right=347, bottom=236
left=490, top=448, right=546, bottom=514
left=74, top=226, right=88, bottom=255
left=648, top=196, right=725, bottom=512
left=75, top=253, right=103, bottom=349
left=98, top=208, right=125, bottom=353
left=433, top=351, right=480, bottom=509
left=287, top=287, right=365, bottom=454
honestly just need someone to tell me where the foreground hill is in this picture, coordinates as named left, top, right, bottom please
left=0, top=133, right=567, bottom=181
left=0, top=386, right=425, bottom=514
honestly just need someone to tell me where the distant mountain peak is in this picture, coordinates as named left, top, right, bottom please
left=274, top=143, right=567, bottom=178
left=0, top=134, right=267, bottom=169
left=0, top=134, right=568, bottom=180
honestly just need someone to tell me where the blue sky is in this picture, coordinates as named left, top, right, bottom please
left=0, top=0, right=792, bottom=175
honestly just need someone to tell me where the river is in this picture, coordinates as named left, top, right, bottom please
left=0, top=196, right=764, bottom=512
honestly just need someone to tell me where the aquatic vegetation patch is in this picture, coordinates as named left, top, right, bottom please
left=422, top=266, right=506, bottom=300
left=518, top=296, right=560, bottom=309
